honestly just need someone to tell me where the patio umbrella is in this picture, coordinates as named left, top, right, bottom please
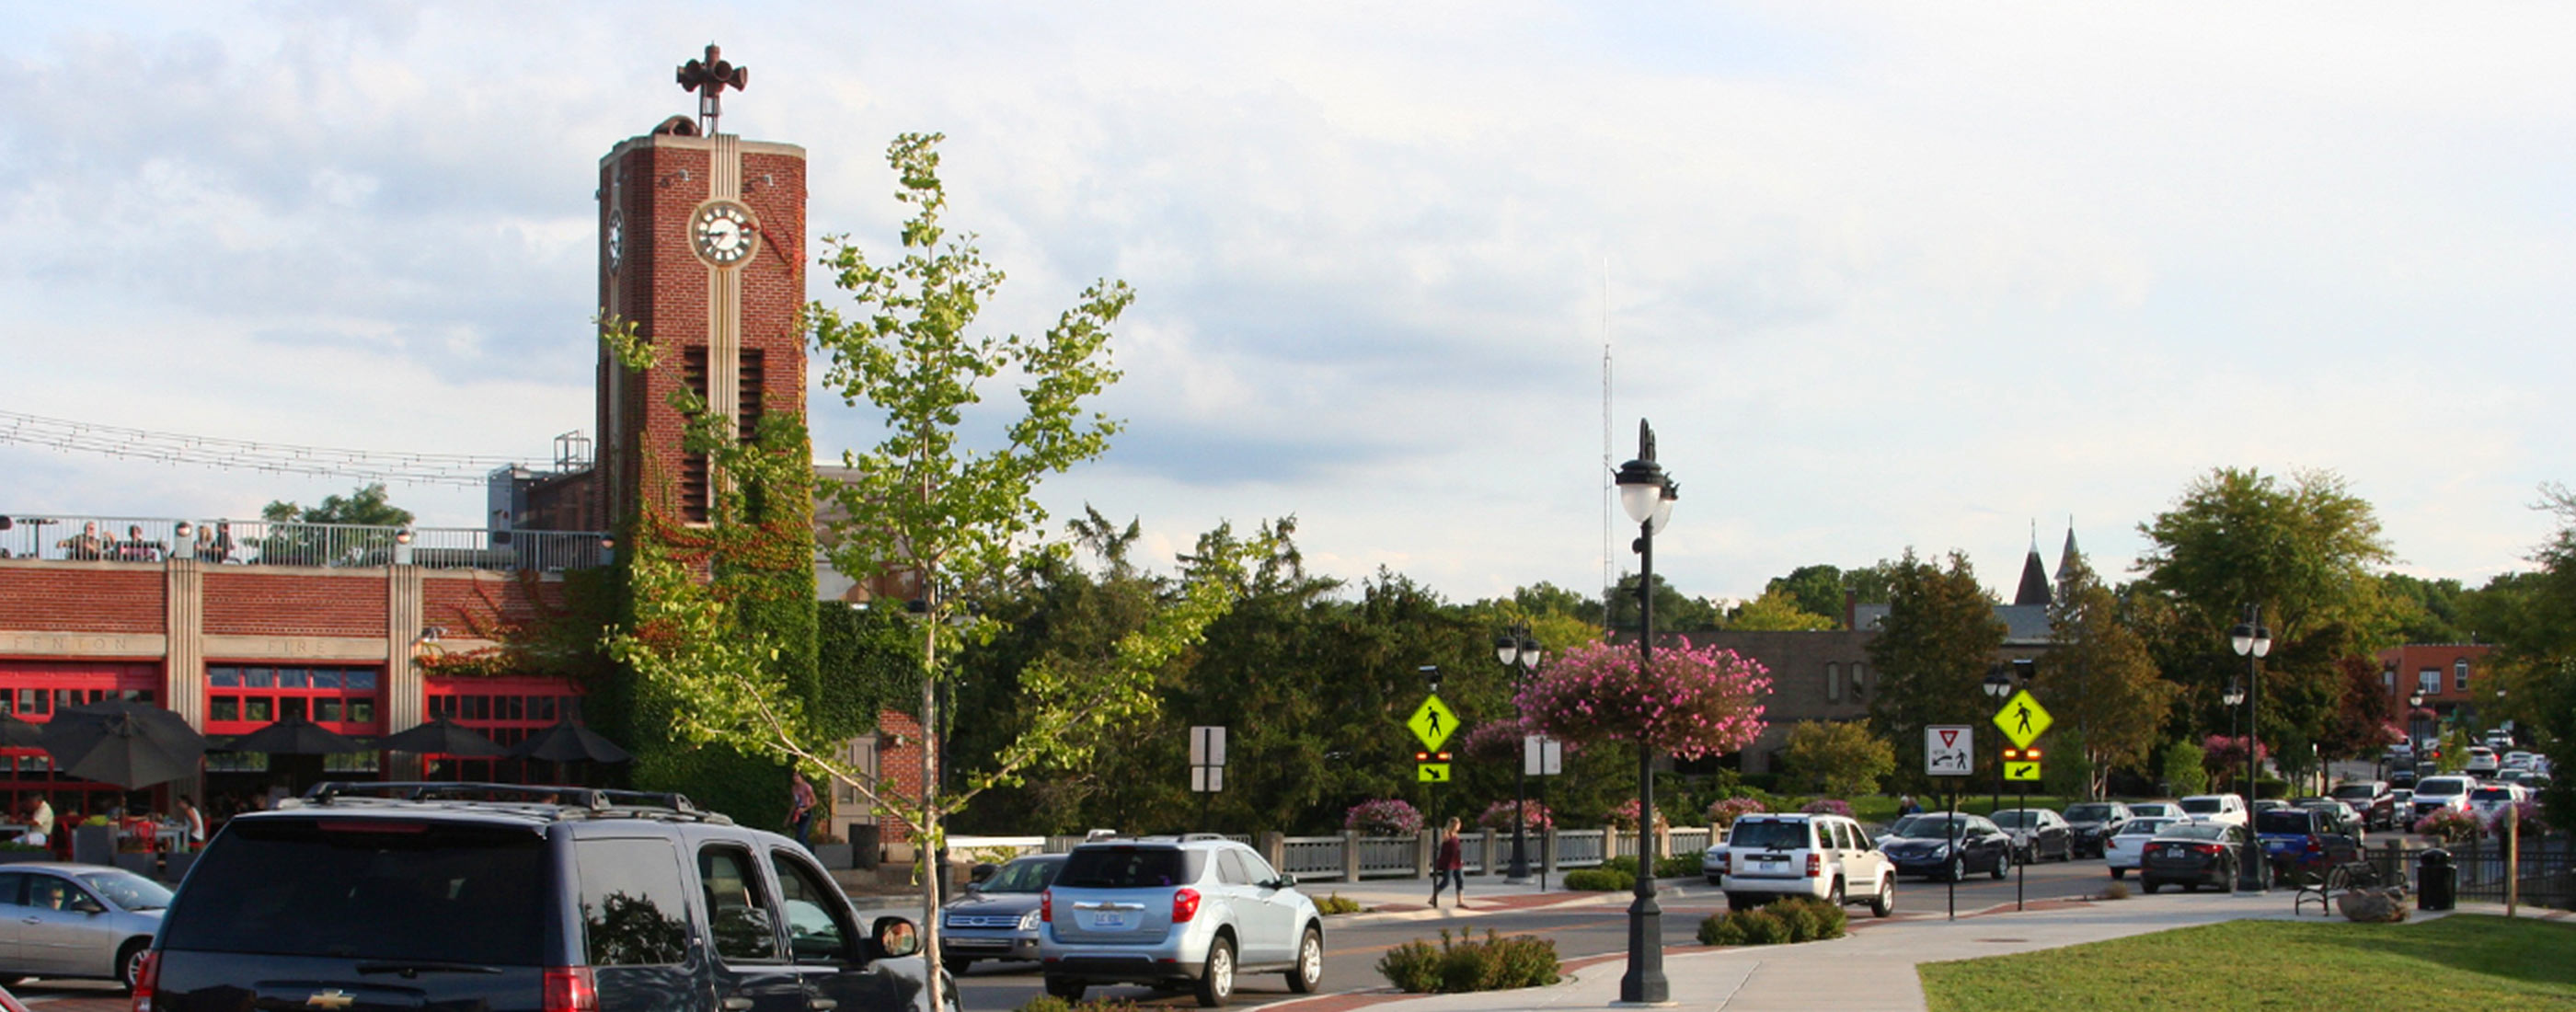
left=225, top=716, right=369, bottom=754
left=507, top=720, right=634, bottom=764
left=375, top=719, right=510, bottom=757
left=0, top=713, right=41, bottom=748
left=40, top=703, right=209, bottom=789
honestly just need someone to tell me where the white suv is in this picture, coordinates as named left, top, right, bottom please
left=2177, top=793, right=2248, bottom=826
left=1711, top=812, right=1893, bottom=917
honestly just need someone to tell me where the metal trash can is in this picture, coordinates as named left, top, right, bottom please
left=849, top=823, right=881, bottom=869
left=2417, top=847, right=2455, bottom=911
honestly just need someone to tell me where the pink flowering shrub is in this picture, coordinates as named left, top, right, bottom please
left=1461, top=719, right=1530, bottom=765
left=1345, top=799, right=1425, bottom=836
left=1478, top=799, right=1556, bottom=832
left=1606, top=798, right=1669, bottom=831
left=1707, top=797, right=1768, bottom=827
left=2414, top=807, right=2478, bottom=843
left=1518, top=638, right=1770, bottom=758
left=2480, top=799, right=2546, bottom=835
left=1800, top=799, right=1853, bottom=818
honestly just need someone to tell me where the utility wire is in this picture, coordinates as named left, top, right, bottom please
left=0, top=409, right=525, bottom=488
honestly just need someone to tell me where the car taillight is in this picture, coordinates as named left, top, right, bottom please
left=543, top=967, right=598, bottom=1012
left=2193, top=844, right=2225, bottom=857
left=1172, top=887, right=1201, bottom=923
left=1805, top=853, right=1821, bottom=878
left=1041, top=890, right=1052, bottom=923
left=128, top=949, right=159, bottom=1012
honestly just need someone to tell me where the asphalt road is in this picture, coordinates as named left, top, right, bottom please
left=949, top=854, right=2129, bottom=1012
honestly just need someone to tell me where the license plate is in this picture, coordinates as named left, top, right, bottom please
left=1089, top=912, right=1127, bottom=929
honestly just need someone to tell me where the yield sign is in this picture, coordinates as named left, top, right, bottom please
left=1994, top=689, right=2053, bottom=749
left=1925, top=725, right=1972, bottom=776
left=1408, top=695, right=1460, bottom=752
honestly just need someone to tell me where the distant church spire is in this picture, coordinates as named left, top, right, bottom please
left=2013, top=521, right=2053, bottom=606
left=2058, top=519, right=2084, bottom=588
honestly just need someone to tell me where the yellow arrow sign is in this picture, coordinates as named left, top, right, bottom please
left=1417, top=763, right=1452, bottom=783
left=1993, top=689, right=2053, bottom=749
left=1408, top=695, right=1461, bottom=751
left=2005, top=761, right=2041, bottom=782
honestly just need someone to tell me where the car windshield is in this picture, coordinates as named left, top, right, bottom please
left=983, top=857, right=1062, bottom=893
left=1056, top=846, right=1202, bottom=889
left=2418, top=777, right=2470, bottom=798
left=2116, top=819, right=2173, bottom=836
left=2256, top=811, right=2318, bottom=834
left=1731, top=820, right=1811, bottom=850
left=2162, top=823, right=2230, bottom=841
left=2179, top=798, right=2225, bottom=814
left=2065, top=804, right=2117, bottom=822
left=1991, top=811, right=2041, bottom=829
left=75, top=868, right=173, bottom=911
left=1889, top=815, right=1968, bottom=838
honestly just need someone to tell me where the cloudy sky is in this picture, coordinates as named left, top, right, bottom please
left=4, top=3, right=2569, bottom=605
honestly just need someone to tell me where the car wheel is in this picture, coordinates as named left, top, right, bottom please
left=1726, top=891, right=1755, bottom=913
left=1827, top=878, right=1846, bottom=906
left=942, top=956, right=974, bottom=975
left=1869, top=876, right=1893, bottom=918
left=2110, top=866, right=2125, bottom=880
left=1044, top=977, right=1086, bottom=1002
left=1991, top=850, right=2011, bottom=880
left=119, top=938, right=150, bottom=993
left=1947, top=856, right=1965, bottom=881
left=1194, top=936, right=1236, bottom=1007
left=1286, top=926, right=1323, bottom=994
left=2142, top=880, right=2160, bottom=894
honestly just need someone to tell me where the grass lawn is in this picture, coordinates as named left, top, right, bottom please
left=1920, top=914, right=2576, bottom=1011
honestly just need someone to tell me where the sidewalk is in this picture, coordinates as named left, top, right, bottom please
left=1277, top=873, right=2560, bottom=1011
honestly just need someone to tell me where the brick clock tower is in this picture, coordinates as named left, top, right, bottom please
left=595, top=46, right=807, bottom=529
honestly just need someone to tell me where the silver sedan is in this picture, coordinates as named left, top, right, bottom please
left=0, top=863, right=169, bottom=989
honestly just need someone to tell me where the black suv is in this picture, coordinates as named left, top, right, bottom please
left=139, top=783, right=944, bottom=1012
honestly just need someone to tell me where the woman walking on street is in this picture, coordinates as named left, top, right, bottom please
left=1430, top=817, right=1466, bottom=909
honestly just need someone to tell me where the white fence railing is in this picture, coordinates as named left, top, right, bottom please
left=1042, top=825, right=1713, bottom=882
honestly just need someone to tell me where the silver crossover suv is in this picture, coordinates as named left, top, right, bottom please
left=1039, top=835, right=1324, bottom=1006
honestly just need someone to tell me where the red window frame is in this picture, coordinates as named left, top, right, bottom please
left=203, top=664, right=386, bottom=738
left=0, top=661, right=163, bottom=815
left=423, top=675, right=585, bottom=782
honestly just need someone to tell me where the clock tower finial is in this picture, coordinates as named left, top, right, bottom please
left=676, top=43, right=749, bottom=135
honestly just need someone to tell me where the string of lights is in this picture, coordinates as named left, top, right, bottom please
left=0, top=409, right=525, bottom=488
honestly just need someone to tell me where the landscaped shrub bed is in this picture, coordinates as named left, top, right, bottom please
left=1375, top=928, right=1562, bottom=993
left=1697, top=896, right=1848, bottom=946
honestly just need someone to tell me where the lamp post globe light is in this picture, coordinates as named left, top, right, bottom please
left=1613, top=420, right=1676, bottom=1006
left=2223, top=680, right=2246, bottom=789
left=2229, top=605, right=2271, bottom=891
left=1496, top=625, right=1542, bottom=882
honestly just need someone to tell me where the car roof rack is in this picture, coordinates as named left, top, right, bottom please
left=294, top=781, right=734, bottom=824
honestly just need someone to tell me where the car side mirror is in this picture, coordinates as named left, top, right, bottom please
left=871, top=916, right=919, bottom=959
left=1268, top=873, right=1297, bottom=890
left=73, top=896, right=106, bottom=914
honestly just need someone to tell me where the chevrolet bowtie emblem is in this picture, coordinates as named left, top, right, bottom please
left=306, top=991, right=355, bottom=1010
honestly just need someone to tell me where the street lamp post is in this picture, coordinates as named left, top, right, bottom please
left=1613, top=420, right=1676, bottom=1006
left=1495, top=625, right=1542, bottom=882
left=2223, top=680, right=2246, bottom=791
left=2230, top=605, right=2272, bottom=892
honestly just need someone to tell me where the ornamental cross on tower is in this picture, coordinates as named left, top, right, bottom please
left=677, top=43, right=749, bottom=135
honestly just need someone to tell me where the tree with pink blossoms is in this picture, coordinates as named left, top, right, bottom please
left=1517, top=638, right=1770, bottom=760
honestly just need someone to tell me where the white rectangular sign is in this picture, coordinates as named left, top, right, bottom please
left=1524, top=735, right=1564, bottom=776
left=1926, top=725, right=1974, bottom=777
left=1190, top=725, right=1226, bottom=766
left=1190, top=765, right=1224, bottom=792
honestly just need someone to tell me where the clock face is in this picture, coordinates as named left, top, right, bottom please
left=605, top=209, right=626, bottom=272
left=691, top=200, right=757, bottom=266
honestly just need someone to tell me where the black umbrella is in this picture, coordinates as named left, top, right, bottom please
left=225, top=716, right=369, bottom=755
left=507, top=720, right=634, bottom=764
left=375, top=719, right=510, bottom=757
left=40, top=703, right=209, bottom=789
left=0, top=713, right=42, bottom=748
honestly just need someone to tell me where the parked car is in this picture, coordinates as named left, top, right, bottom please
left=1041, top=834, right=1325, bottom=1006
left=2061, top=801, right=2133, bottom=858
left=2126, top=801, right=2185, bottom=820
left=2389, top=788, right=2415, bottom=816
left=2103, top=816, right=2179, bottom=880
left=1875, top=812, right=2014, bottom=882
left=2503, top=751, right=2537, bottom=771
left=2467, top=746, right=2501, bottom=775
left=941, top=854, right=1066, bottom=973
left=2177, top=794, right=2248, bottom=826
left=2389, top=766, right=2419, bottom=790
left=1713, top=812, right=1895, bottom=916
left=0, top=863, right=168, bottom=989
left=2328, top=780, right=2396, bottom=831
left=2412, top=776, right=2477, bottom=823
left=2254, top=808, right=2337, bottom=880
left=146, top=783, right=943, bottom=1012
left=2249, top=799, right=2292, bottom=815
left=2294, top=799, right=2365, bottom=843
left=2141, top=822, right=2251, bottom=893
left=2469, top=783, right=2530, bottom=823
left=1990, top=809, right=2074, bottom=863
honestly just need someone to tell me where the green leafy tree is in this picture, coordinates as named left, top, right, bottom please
left=261, top=482, right=415, bottom=526
left=2038, top=558, right=2178, bottom=799
left=1766, top=565, right=1850, bottom=625
left=1604, top=572, right=1722, bottom=632
left=2381, top=573, right=2475, bottom=644
left=1866, top=550, right=2006, bottom=788
left=2136, top=466, right=2397, bottom=759
left=1725, top=588, right=1835, bottom=631
left=2161, top=739, right=2209, bottom=796
left=2473, top=485, right=2576, bottom=826
left=1777, top=720, right=1895, bottom=799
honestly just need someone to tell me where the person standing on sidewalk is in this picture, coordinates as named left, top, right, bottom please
left=788, top=770, right=818, bottom=849
left=1430, top=817, right=1466, bottom=908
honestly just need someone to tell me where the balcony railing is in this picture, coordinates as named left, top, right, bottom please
left=0, top=515, right=612, bottom=572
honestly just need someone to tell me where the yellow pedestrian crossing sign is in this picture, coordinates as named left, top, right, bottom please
left=1418, top=764, right=1452, bottom=783
left=1408, top=695, right=1460, bottom=751
left=1994, top=689, right=2052, bottom=749
left=2005, top=761, right=2041, bottom=782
